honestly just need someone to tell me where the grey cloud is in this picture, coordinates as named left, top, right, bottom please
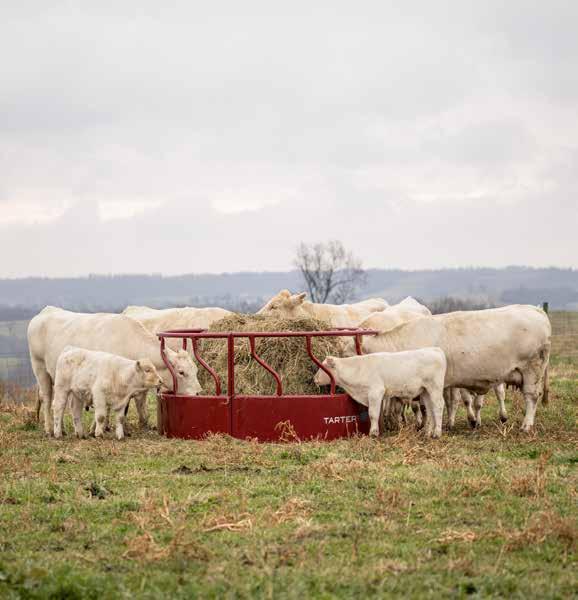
left=0, top=1, right=577, bottom=277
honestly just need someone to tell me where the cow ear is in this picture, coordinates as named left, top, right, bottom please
left=279, top=289, right=291, bottom=298
left=291, top=292, right=307, bottom=305
left=325, top=356, right=336, bottom=368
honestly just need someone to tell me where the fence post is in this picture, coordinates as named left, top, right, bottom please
left=542, top=302, right=549, bottom=314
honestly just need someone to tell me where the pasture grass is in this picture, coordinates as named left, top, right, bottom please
left=0, top=367, right=576, bottom=598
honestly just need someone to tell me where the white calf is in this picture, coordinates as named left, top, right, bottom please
left=52, top=347, right=162, bottom=440
left=314, top=348, right=447, bottom=438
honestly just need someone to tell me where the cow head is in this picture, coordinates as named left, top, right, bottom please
left=339, top=336, right=360, bottom=358
left=165, top=348, right=202, bottom=395
left=135, top=358, right=163, bottom=389
left=314, top=356, right=338, bottom=386
left=257, top=290, right=308, bottom=318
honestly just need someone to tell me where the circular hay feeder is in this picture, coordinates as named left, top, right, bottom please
left=197, top=314, right=342, bottom=395
left=156, top=315, right=378, bottom=442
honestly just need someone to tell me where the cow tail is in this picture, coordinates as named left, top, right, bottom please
left=542, top=365, right=550, bottom=405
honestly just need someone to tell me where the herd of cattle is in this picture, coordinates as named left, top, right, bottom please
left=27, top=290, right=551, bottom=440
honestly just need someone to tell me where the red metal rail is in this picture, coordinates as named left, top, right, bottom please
left=157, top=328, right=379, bottom=441
left=157, top=328, right=378, bottom=396
left=159, top=329, right=377, bottom=338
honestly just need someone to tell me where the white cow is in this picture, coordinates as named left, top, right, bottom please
left=122, top=305, right=232, bottom=342
left=28, top=307, right=202, bottom=435
left=341, top=297, right=431, bottom=356
left=314, top=348, right=447, bottom=438
left=357, top=300, right=509, bottom=430
left=395, top=296, right=432, bottom=316
left=350, top=297, right=389, bottom=312
left=53, top=348, right=163, bottom=440
left=330, top=305, right=550, bottom=432
left=257, top=289, right=386, bottom=327
left=121, top=305, right=230, bottom=421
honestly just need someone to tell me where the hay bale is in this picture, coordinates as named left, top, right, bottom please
left=196, top=314, right=341, bottom=395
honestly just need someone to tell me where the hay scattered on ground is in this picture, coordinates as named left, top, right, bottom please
left=196, top=314, right=341, bottom=395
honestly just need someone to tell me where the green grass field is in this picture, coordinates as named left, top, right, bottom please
left=0, top=372, right=576, bottom=598
left=0, top=314, right=577, bottom=599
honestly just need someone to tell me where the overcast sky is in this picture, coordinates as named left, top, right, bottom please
left=1, top=1, right=577, bottom=277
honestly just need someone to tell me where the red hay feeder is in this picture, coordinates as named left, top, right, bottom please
left=156, top=328, right=377, bottom=442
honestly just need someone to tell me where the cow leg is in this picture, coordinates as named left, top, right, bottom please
left=419, top=400, right=427, bottom=428
left=521, top=392, right=539, bottom=432
left=32, top=359, right=53, bottom=435
left=380, top=396, right=392, bottom=435
left=421, top=388, right=444, bottom=439
left=114, top=404, right=128, bottom=440
left=443, top=389, right=458, bottom=429
left=421, top=392, right=434, bottom=437
left=52, top=385, right=68, bottom=439
left=520, top=351, right=549, bottom=432
left=400, top=402, right=408, bottom=425
left=412, top=398, right=424, bottom=430
left=93, top=391, right=108, bottom=438
left=473, top=394, right=485, bottom=428
left=495, top=384, right=508, bottom=423
left=70, top=394, right=85, bottom=439
left=367, top=389, right=385, bottom=437
left=459, top=389, right=478, bottom=429
left=384, top=398, right=401, bottom=431
left=134, top=391, right=149, bottom=429
left=103, top=405, right=112, bottom=432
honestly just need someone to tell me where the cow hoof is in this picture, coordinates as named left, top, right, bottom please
left=500, top=415, right=508, bottom=423
left=468, top=418, right=478, bottom=429
left=520, top=424, right=533, bottom=433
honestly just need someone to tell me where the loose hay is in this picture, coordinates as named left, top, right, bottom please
left=196, top=314, right=342, bottom=395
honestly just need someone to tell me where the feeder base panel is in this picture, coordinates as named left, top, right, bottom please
left=157, top=393, right=369, bottom=441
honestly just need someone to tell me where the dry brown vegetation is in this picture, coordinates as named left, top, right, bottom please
left=0, top=316, right=576, bottom=598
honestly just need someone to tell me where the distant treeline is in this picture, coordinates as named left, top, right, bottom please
left=0, top=267, right=576, bottom=315
left=427, top=297, right=496, bottom=315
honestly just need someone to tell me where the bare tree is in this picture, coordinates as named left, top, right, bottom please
left=294, top=240, right=367, bottom=304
